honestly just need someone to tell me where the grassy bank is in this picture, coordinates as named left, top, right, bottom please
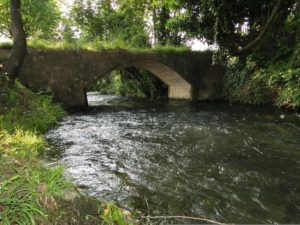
left=0, top=82, right=135, bottom=224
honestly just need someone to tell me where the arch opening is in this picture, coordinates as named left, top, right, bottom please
left=85, top=67, right=168, bottom=106
left=84, top=60, right=192, bottom=107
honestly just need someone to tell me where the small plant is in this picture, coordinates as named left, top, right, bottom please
left=101, top=203, right=134, bottom=225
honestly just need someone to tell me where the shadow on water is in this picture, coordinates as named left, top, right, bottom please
left=45, top=93, right=300, bottom=224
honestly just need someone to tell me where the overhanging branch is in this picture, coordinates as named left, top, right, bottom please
left=236, top=0, right=282, bottom=54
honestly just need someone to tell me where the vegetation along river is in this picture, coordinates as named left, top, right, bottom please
left=45, top=93, right=300, bottom=224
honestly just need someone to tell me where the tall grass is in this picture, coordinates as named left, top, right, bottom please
left=0, top=82, right=65, bottom=133
left=0, top=175, right=45, bottom=225
left=0, top=82, right=68, bottom=224
left=152, top=44, right=191, bottom=53
left=0, top=82, right=137, bottom=224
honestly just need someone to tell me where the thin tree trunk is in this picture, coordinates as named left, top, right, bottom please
left=2, top=0, right=27, bottom=82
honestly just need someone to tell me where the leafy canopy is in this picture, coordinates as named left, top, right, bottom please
left=0, top=0, right=60, bottom=39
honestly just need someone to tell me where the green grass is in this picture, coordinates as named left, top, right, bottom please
left=0, top=82, right=68, bottom=224
left=0, top=82, right=65, bottom=133
left=0, top=129, right=44, bottom=160
left=0, top=163, right=71, bottom=225
left=152, top=44, right=191, bottom=53
left=0, top=175, right=45, bottom=225
left=0, top=39, right=192, bottom=53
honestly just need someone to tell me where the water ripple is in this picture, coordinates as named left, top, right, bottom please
left=45, top=94, right=300, bottom=224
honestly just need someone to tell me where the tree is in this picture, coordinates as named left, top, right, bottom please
left=70, top=0, right=150, bottom=47
left=71, top=0, right=115, bottom=41
left=0, top=0, right=60, bottom=39
left=151, top=0, right=185, bottom=46
left=1, top=0, right=27, bottom=82
left=179, top=0, right=297, bottom=54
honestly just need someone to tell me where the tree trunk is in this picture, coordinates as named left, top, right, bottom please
left=1, top=0, right=27, bottom=82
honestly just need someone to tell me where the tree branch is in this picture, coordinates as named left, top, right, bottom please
left=140, top=215, right=228, bottom=225
left=236, top=0, right=281, bottom=54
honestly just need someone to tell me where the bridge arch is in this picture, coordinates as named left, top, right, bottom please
left=85, top=59, right=192, bottom=102
left=0, top=48, right=224, bottom=107
left=126, top=60, right=192, bottom=99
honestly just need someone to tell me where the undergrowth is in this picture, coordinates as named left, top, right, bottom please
left=0, top=83, right=65, bottom=133
left=223, top=11, right=300, bottom=109
left=0, top=82, right=67, bottom=224
left=223, top=44, right=300, bottom=109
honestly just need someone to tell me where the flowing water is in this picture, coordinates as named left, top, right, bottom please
left=45, top=93, right=300, bottom=223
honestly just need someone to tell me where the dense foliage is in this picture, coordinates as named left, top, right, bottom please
left=179, top=0, right=295, bottom=52
left=0, top=0, right=60, bottom=39
left=223, top=4, right=300, bottom=108
left=70, top=0, right=149, bottom=48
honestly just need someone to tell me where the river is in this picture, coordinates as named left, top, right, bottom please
left=45, top=93, right=300, bottom=223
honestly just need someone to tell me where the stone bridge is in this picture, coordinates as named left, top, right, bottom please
left=0, top=48, right=224, bottom=107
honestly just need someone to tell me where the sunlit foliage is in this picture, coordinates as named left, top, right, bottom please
left=0, top=0, right=60, bottom=39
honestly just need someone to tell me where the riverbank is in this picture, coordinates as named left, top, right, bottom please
left=0, top=82, right=134, bottom=224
